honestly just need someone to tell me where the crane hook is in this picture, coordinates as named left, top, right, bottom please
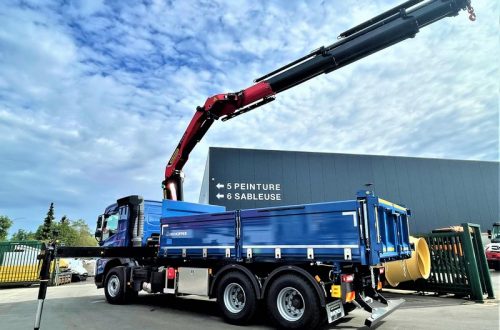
left=466, top=3, right=476, bottom=21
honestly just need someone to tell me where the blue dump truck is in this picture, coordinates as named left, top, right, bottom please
left=86, top=191, right=410, bottom=328
left=34, top=2, right=475, bottom=329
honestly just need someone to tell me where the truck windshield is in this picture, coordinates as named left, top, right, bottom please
left=106, top=214, right=119, bottom=232
left=492, top=225, right=500, bottom=239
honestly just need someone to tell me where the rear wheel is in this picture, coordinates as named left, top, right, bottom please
left=104, top=266, right=137, bottom=304
left=266, top=274, right=321, bottom=329
left=217, top=271, right=257, bottom=325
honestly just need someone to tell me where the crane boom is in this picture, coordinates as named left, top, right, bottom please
left=163, top=0, right=474, bottom=200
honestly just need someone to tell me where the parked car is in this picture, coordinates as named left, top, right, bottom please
left=486, top=223, right=500, bottom=270
left=64, top=258, right=88, bottom=282
left=485, top=244, right=500, bottom=271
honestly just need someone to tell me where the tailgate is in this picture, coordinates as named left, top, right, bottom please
left=358, top=192, right=411, bottom=264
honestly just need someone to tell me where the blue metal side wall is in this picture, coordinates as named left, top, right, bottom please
left=160, top=194, right=411, bottom=265
left=160, top=211, right=236, bottom=258
left=364, top=194, right=411, bottom=264
left=240, top=201, right=361, bottom=262
left=142, top=201, right=162, bottom=245
left=159, top=200, right=228, bottom=257
left=162, top=199, right=225, bottom=217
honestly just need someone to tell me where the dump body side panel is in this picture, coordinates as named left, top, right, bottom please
left=162, top=199, right=226, bottom=217
left=142, top=200, right=163, bottom=245
left=158, top=194, right=411, bottom=265
left=159, top=212, right=236, bottom=258
left=240, top=201, right=362, bottom=262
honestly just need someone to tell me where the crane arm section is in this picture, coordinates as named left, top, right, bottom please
left=164, top=0, right=474, bottom=200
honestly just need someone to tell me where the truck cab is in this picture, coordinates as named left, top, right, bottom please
left=95, top=197, right=163, bottom=248
left=93, top=195, right=224, bottom=287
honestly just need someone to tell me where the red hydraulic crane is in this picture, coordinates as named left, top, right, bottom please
left=163, top=0, right=475, bottom=201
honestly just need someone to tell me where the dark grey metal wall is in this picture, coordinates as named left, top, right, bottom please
left=199, top=147, right=499, bottom=234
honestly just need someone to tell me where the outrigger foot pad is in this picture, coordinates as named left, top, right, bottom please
left=354, top=291, right=405, bottom=328
left=364, top=298, right=405, bottom=327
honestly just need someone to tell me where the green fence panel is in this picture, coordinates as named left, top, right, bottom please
left=467, top=224, right=495, bottom=299
left=397, top=223, right=495, bottom=301
left=421, top=232, right=472, bottom=296
left=0, top=241, right=43, bottom=286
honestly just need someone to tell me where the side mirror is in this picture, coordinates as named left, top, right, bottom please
left=487, top=230, right=492, bottom=239
left=95, top=215, right=105, bottom=241
left=96, top=215, right=104, bottom=230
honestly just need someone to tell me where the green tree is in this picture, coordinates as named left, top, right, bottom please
left=0, top=215, right=13, bottom=241
left=54, top=220, right=78, bottom=246
left=35, top=217, right=97, bottom=247
left=71, top=219, right=97, bottom=246
left=60, top=215, right=68, bottom=224
left=32, top=205, right=96, bottom=246
left=11, top=229, right=37, bottom=241
left=39, top=202, right=55, bottom=241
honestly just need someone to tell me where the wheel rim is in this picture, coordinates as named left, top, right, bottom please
left=107, top=275, right=120, bottom=298
left=223, top=282, right=246, bottom=313
left=276, top=287, right=305, bottom=322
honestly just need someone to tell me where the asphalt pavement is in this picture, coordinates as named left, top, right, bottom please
left=1, top=271, right=498, bottom=330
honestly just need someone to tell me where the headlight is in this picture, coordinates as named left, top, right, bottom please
left=485, top=244, right=491, bottom=252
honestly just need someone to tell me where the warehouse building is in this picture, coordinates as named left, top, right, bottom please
left=199, top=147, right=499, bottom=234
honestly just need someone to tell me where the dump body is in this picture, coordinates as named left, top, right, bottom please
left=159, top=191, right=411, bottom=266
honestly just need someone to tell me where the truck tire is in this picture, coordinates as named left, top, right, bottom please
left=216, top=271, right=257, bottom=325
left=266, top=274, right=321, bottom=330
left=104, top=266, right=137, bottom=304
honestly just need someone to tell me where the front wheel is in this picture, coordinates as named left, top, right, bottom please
left=216, top=271, right=257, bottom=325
left=266, top=274, right=321, bottom=330
left=104, top=266, right=137, bottom=304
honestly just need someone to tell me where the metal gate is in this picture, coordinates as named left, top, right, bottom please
left=0, top=241, right=43, bottom=286
left=399, top=223, right=495, bottom=301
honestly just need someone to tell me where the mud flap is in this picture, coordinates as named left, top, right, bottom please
left=325, top=299, right=345, bottom=323
left=354, top=292, right=405, bottom=328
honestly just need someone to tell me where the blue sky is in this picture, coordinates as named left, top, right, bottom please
left=0, top=0, right=498, bottom=235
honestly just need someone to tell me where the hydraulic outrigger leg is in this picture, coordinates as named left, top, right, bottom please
left=33, top=243, right=158, bottom=329
left=34, top=243, right=55, bottom=330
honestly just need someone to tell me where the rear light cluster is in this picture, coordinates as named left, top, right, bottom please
left=167, top=267, right=176, bottom=280
left=341, top=274, right=354, bottom=283
left=377, top=267, right=385, bottom=290
left=332, top=273, right=356, bottom=302
left=345, top=291, right=356, bottom=302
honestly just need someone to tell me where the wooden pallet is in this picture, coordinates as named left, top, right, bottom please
left=55, top=272, right=72, bottom=286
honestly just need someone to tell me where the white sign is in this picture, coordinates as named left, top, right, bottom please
left=214, top=182, right=282, bottom=201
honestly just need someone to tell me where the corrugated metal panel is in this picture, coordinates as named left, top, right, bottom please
left=201, top=147, right=499, bottom=234
left=0, top=241, right=42, bottom=285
